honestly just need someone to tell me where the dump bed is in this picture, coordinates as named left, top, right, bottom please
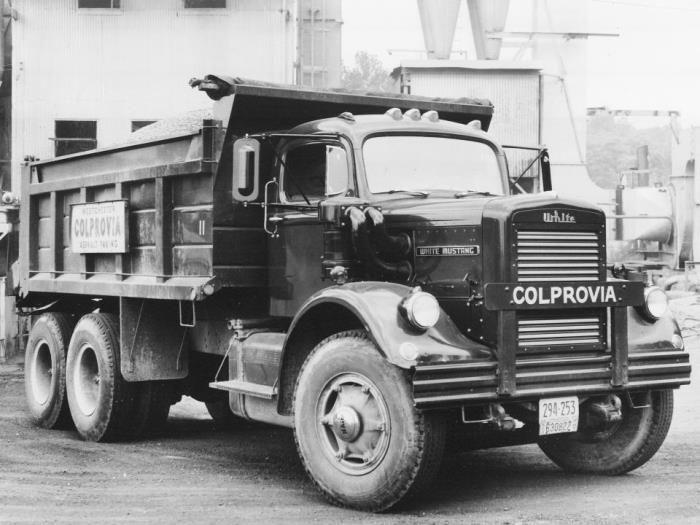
left=19, top=77, right=494, bottom=302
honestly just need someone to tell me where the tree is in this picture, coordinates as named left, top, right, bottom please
left=341, top=51, right=396, bottom=92
left=586, top=114, right=671, bottom=189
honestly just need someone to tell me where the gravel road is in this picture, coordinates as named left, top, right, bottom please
left=1, top=302, right=698, bottom=524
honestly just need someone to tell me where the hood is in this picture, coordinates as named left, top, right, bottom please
left=376, top=192, right=604, bottom=227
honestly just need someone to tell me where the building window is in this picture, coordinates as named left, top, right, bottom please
left=53, top=121, right=97, bottom=157
left=184, top=0, right=226, bottom=8
left=78, top=0, right=121, bottom=7
left=131, top=120, right=157, bottom=133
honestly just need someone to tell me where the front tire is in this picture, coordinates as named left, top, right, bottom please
left=538, top=390, right=674, bottom=475
left=293, top=330, right=445, bottom=512
left=66, top=313, right=134, bottom=442
left=24, top=313, right=75, bottom=429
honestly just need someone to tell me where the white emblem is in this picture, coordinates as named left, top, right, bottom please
left=543, top=210, right=576, bottom=224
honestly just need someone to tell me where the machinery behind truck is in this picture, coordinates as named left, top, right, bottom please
left=17, top=75, right=691, bottom=511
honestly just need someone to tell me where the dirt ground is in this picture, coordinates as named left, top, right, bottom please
left=1, top=299, right=699, bottom=524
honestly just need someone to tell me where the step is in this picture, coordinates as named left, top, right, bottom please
left=209, top=379, right=277, bottom=399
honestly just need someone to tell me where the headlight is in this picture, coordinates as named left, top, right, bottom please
left=639, top=286, right=668, bottom=321
left=671, top=333, right=685, bottom=350
left=400, top=289, right=440, bottom=330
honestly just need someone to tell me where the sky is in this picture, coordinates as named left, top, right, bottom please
left=342, top=0, right=700, bottom=125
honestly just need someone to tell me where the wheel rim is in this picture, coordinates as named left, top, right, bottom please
left=73, top=343, right=101, bottom=417
left=30, top=339, right=54, bottom=406
left=316, top=372, right=391, bottom=476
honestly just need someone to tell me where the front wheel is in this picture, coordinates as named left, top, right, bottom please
left=538, top=390, right=674, bottom=475
left=293, top=330, right=445, bottom=512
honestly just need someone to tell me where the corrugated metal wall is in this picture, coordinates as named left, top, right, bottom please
left=11, top=0, right=298, bottom=190
left=400, top=65, right=542, bottom=183
left=298, top=0, right=342, bottom=88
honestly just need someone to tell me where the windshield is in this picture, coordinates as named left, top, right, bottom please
left=363, top=135, right=504, bottom=196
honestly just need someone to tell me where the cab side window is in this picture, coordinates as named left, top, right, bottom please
left=283, top=143, right=350, bottom=203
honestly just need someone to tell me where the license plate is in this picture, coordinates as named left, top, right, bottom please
left=538, top=396, right=579, bottom=436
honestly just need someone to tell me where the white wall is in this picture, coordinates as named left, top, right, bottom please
left=11, top=0, right=298, bottom=190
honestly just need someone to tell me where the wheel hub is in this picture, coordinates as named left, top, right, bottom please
left=332, top=406, right=362, bottom=442
left=74, top=344, right=100, bottom=417
left=317, top=373, right=391, bottom=476
left=31, top=339, right=54, bottom=406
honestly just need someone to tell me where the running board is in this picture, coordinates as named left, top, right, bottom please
left=209, top=380, right=277, bottom=400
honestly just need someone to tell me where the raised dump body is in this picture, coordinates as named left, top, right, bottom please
left=19, top=78, right=493, bottom=304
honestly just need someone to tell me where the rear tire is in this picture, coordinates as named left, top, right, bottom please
left=66, top=313, right=134, bottom=442
left=538, top=390, right=674, bottom=474
left=205, top=396, right=241, bottom=428
left=24, top=313, right=75, bottom=429
left=293, top=330, right=445, bottom=512
left=127, top=381, right=174, bottom=438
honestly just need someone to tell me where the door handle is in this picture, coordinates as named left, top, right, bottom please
left=263, top=179, right=280, bottom=238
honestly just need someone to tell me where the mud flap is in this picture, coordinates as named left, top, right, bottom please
left=120, top=297, right=189, bottom=381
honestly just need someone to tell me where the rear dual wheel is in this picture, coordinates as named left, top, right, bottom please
left=24, top=313, right=75, bottom=429
left=65, top=313, right=174, bottom=441
left=66, top=313, right=134, bottom=442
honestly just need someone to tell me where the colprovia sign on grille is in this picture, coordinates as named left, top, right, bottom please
left=71, top=200, right=128, bottom=254
left=483, top=281, right=646, bottom=310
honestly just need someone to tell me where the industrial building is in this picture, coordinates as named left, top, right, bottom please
left=8, top=0, right=341, bottom=192
left=0, top=0, right=341, bottom=360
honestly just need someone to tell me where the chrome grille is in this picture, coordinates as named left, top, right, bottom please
left=517, top=314, right=604, bottom=350
left=516, top=230, right=602, bottom=282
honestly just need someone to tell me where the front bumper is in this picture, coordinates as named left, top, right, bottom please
left=413, top=348, right=691, bottom=409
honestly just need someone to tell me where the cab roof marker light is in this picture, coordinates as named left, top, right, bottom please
left=422, top=110, right=439, bottom=122
left=467, top=119, right=482, bottom=130
left=385, top=108, right=402, bottom=120
left=338, top=112, right=356, bottom=122
left=404, top=108, right=421, bottom=121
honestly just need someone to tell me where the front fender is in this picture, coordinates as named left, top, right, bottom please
left=628, top=306, right=684, bottom=352
left=285, top=281, right=491, bottom=369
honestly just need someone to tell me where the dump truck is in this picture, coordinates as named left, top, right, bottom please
left=18, top=75, right=691, bottom=511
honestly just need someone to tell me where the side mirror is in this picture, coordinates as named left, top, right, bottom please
left=540, top=148, right=552, bottom=191
left=232, top=137, right=260, bottom=201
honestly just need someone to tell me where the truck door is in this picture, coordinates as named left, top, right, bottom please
left=268, top=140, right=352, bottom=317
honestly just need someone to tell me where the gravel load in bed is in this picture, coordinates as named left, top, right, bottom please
left=121, top=108, right=214, bottom=144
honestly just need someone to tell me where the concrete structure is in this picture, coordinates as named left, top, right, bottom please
left=298, top=0, right=342, bottom=88
left=10, top=0, right=341, bottom=192
left=671, top=127, right=700, bottom=264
